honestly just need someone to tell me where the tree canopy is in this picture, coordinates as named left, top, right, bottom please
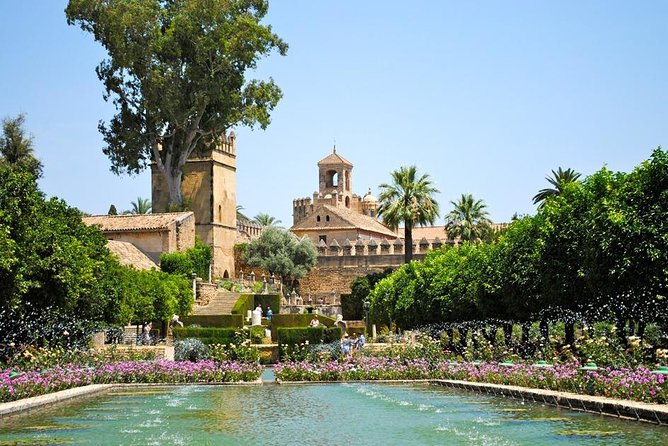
left=244, top=227, right=316, bottom=288
left=367, top=148, right=668, bottom=344
left=532, top=167, right=581, bottom=208
left=253, top=212, right=281, bottom=227
left=444, top=193, right=492, bottom=243
left=377, top=165, right=440, bottom=263
left=0, top=114, right=42, bottom=178
left=66, top=0, right=288, bottom=206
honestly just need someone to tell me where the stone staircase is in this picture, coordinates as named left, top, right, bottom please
left=192, top=290, right=241, bottom=315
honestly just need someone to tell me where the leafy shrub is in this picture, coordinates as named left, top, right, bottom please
left=0, top=305, right=95, bottom=364
left=219, top=280, right=234, bottom=291
left=174, top=338, right=210, bottom=362
left=277, top=327, right=342, bottom=360
left=181, top=314, right=243, bottom=328
left=250, top=326, right=265, bottom=344
left=207, top=343, right=229, bottom=362
left=173, top=327, right=238, bottom=345
left=160, top=239, right=212, bottom=280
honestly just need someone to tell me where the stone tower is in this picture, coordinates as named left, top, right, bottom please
left=318, top=148, right=354, bottom=209
left=151, top=133, right=237, bottom=279
left=292, top=147, right=380, bottom=225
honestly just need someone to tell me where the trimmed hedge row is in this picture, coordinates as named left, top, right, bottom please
left=269, top=314, right=336, bottom=341
left=231, top=293, right=281, bottom=318
left=173, top=327, right=239, bottom=345
left=277, top=326, right=342, bottom=347
left=271, top=314, right=335, bottom=327
left=181, top=314, right=243, bottom=328
left=231, top=293, right=254, bottom=316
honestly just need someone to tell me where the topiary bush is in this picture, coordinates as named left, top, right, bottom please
left=174, top=338, right=210, bottom=362
left=173, top=327, right=238, bottom=345
left=277, top=327, right=342, bottom=360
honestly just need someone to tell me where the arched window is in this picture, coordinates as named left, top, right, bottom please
left=326, top=215, right=330, bottom=222
left=325, top=169, right=338, bottom=188
left=317, top=215, right=321, bottom=222
left=345, top=196, right=350, bottom=208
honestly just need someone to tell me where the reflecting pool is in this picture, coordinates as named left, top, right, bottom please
left=1, top=383, right=667, bottom=445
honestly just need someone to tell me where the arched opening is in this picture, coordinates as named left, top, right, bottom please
left=223, top=270, right=229, bottom=279
left=345, top=196, right=350, bottom=208
left=325, top=169, right=338, bottom=188
left=326, top=215, right=330, bottom=222
left=317, top=215, right=321, bottom=222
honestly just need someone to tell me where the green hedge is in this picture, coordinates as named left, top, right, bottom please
left=270, top=314, right=336, bottom=341
left=181, top=314, right=243, bottom=328
left=231, top=293, right=281, bottom=317
left=173, top=327, right=239, bottom=345
left=277, top=326, right=342, bottom=347
left=250, top=325, right=266, bottom=344
left=231, top=294, right=255, bottom=316
left=160, top=239, right=212, bottom=280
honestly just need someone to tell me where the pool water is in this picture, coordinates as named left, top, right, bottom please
left=1, top=383, right=667, bottom=445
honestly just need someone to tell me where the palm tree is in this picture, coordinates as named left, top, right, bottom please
left=377, top=165, right=440, bottom=263
left=532, top=167, right=581, bottom=208
left=236, top=205, right=252, bottom=223
left=445, top=194, right=492, bottom=243
left=254, top=213, right=282, bottom=227
left=129, top=197, right=152, bottom=214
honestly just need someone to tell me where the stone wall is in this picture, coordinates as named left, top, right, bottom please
left=106, top=231, right=166, bottom=264
left=299, top=264, right=388, bottom=297
left=196, top=280, right=218, bottom=304
left=175, top=213, right=196, bottom=251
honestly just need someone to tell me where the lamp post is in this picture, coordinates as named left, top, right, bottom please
left=363, top=299, right=370, bottom=336
left=191, top=272, right=197, bottom=300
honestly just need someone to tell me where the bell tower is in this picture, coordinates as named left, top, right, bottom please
left=317, top=148, right=354, bottom=209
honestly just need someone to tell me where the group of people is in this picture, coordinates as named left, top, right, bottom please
left=309, top=315, right=365, bottom=356
left=255, top=304, right=273, bottom=321
left=341, top=332, right=365, bottom=356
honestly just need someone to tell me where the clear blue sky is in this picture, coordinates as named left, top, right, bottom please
left=1, top=1, right=666, bottom=225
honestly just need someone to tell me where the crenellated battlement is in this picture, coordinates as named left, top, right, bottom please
left=315, top=237, right=453, bottom=262
left=215, top=131, right=236, bottom=155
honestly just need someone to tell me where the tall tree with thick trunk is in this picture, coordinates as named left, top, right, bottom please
left=377, top=166, right=440, bottom=263
left=66, top=0, right=287, bottom=206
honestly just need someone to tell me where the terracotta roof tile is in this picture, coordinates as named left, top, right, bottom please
left=106, top=240, right=158, bottom=270
left=317, top=149, right=353, bottom=166
left=291, top=204, right=397, bottom=238
left=83, top=212, right=194, bottom=232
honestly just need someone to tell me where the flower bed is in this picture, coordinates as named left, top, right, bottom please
left=1, top=359, right=262, bottom=403
left=275, top=359, right=668, bottom=404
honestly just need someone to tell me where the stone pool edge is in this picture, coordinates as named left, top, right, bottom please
left=432, top=379, right=668, bottom=425
left=0, top=380, right=263, bottom=418
left=0, top=384, right=113, bottom=418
